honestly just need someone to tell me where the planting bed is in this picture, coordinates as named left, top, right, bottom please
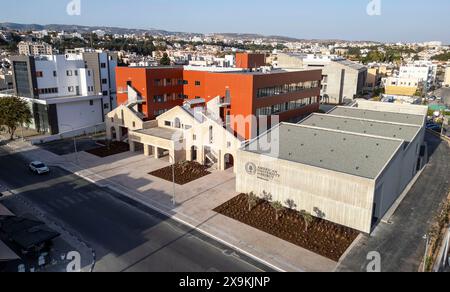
left=85, top=141, right=130, bottom=158
left=214, top=194, right=359, bottom=261
left=149, top=161, right=211, bottom=185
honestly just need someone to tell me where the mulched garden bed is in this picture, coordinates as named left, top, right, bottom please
left=85, top=141, right=130, bottom=158
left=149, top=161, right=211, bottom=185
left=214, top=194, right=359, bottom=261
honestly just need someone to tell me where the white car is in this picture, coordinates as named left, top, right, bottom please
left=29, top=161, right=50, bottom=175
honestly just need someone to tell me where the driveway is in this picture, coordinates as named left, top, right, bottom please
left=38, top=137, right=101, bottom=156
left=336, top=133, right=450, bottom=272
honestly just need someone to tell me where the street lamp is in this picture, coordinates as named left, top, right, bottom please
left=169, top=152, right=176, bottom=206
left=61, top=124, right=79, bottom=164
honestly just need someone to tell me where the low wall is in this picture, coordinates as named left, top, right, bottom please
left=30, top=123, right=106, bottom=145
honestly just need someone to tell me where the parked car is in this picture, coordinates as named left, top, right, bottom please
left=426, top=123, right=442, bottom=132
left=28, top=161, right=50, bottom=175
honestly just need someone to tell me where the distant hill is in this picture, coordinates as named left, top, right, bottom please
left=0, top=22, right=378, bottom=44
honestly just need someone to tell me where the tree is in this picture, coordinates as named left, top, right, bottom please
left=300, top=210, right=314, bottom=232
left=246, top=192, right=259, bottom=212
left=261, top=190, right=272, bottom=202
left=285, top=199, right=297, bottom=210
left=0, top=96, right=32, bottom=140
left=271, top=201, right=284, bottom=221
left=160, top=53, right=171, bottom=66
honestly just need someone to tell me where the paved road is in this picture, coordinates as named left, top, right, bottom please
left=337, top=133, right=450, bottom=272
left=0, top=147, right=272, bottom=272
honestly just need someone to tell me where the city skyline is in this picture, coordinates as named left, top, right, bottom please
left=1, top=0, right=450, bottom=43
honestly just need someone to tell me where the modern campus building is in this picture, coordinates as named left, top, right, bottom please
left=116, top=62, right=322, bottom=140
left=236, top=100, right=428, bottom=233
left=8, top=52, right=117, bottom=134
left=106, top=97, right=243, bottom=171
left=384, top=61, right=438, bottom=95
left=276, top=53, right=368, bottom=105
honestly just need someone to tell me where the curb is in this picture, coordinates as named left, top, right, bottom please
left=65, top=167, right=289, bottom=272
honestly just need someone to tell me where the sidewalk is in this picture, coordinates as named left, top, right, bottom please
left=2, top=138, right=338, bottom=272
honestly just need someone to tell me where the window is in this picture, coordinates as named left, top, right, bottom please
left=165, top=121, right=172, bottom=127
left=193, top=134, right=197, bottom=141
left=132, top=122, right=136, bottom=128
left=53, top=71, right=57, bottom=77
left=104, top=103, right=109, bottom=109
left=102, top=79, right=108, bottom=84
left=183, top=80, right=188, bottom=85
left=195, top=96, right=201, bottom=99
left=68, top=86, right=74, bottom=92
left=103, top=91, right=108, bottom=96
left=66, top=70, right=73, bottom=76
left=195, top=81, right=201, bottom=86
left=89, top=100, right=94, bottom=106
left=154, top=79, right=161, bottom=86
left=88, top=70, right=91, bottom=76
left=36, top=71, right=43, bottom=78
left=256, top=80, right=320, bottom=98
left=154, top=95, right=165, bottom=103
left=100, top=63, right=106, bottom=68
left=74, top=70, right=78, bottom=76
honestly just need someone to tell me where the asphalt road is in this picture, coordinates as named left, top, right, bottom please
left=337, top=133, right=450, bottom=272
left=0, top=147, right=273, bottom=272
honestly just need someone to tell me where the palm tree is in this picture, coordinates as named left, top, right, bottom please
left=247, top=192, right=259, bottom=212
left=300, top=210, right=314, bottom=232
left=271, top=201, right=284, bottom=221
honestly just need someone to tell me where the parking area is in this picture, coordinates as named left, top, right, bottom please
left=38, top=137, right=103, bottom=156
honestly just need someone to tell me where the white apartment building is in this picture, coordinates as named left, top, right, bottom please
left=18, top=41, right=53, bottom=56
left=9, top=54, right=112, bottom=135
left=397, top=61, right=437, bottom=88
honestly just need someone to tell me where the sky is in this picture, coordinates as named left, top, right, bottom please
left=1, top=0, right=449, bottom=43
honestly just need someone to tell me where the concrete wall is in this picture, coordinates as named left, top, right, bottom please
left=106, top=105, right=146, bottom=140
left=236, top=149, right=376, bottom=233
left=353, top=99, right=428, bottom=119
left=56, top=99, right=103, bottom=132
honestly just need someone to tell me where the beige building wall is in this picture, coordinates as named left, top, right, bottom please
left=235, top=150, right=376, bottom=233
left=444, top=66, right=450, bottom=87
left=106, top=104, right=154, bottom=140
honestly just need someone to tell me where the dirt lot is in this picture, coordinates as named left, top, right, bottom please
left=214, top=194, right=359, bottom=261
left=149, top=161, right=211, bottom=185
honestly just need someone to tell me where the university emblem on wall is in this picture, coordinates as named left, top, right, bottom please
left=245, top=162, right=257, bottom=175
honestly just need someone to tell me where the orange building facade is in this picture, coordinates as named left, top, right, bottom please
left=117, top=66, right=322, bottom=140
left=235, top=53, right=266, bottom=69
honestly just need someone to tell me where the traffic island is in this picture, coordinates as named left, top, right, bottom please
left=86, top=141, right=130, bottom=158
left=149, top=161, right=211, bottom=185
left=214, top=194, right=359, bottom=261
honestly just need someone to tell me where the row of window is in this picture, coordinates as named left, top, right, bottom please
left=255, top=96, right=319, bottom=116
left=154, top=109, right=168, bottom=116
left=38, top=87, right=58, bottom=95
left=153, top=79, right=202, bottom=87
left=153, top=93, right=186, bottom=103
left=256, top=81, right=320, bottom=98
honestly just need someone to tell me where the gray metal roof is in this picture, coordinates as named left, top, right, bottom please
left=244, top=123, right=404, bottom=179
left=300, top=114, right=421, bottom=143
left=329, top=107, right=425, bottom=126
left=134, top=127, right=182, bottom=141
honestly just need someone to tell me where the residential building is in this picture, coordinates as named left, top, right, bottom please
left=116, top=65, right=322, bottom=140
left=8, top=54, right=105, bottom=134
left=0, top=70, right=13, bottom=91
left=236, top=100, right=428, bottom=233
left=276, top=53, right=367, bottom=104
left=383, top=76, right=421, bottom=96
left=18, top=41, right=53, bottom=56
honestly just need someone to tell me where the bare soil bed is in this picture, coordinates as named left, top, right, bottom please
left=214, top=194, right=359, bottom=261
left=149, top=161, right=211, bottom=185
left=85, top=141, right=130, bottom=158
